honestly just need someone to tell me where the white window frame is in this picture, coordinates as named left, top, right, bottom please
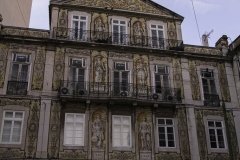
left=200, top=67, right=219, bottom=103
left=63, top=113, right=85, bottom=146
left=112, top=115, right=132, bottom=148
left=154, top=65, right=170, bottom=93
left=0, top=111, right=24, bottom=145
left=112, top=19, right=128, bottom=45
left=149, top=23, right=165, bottom=49
left=71, top=14, right=88, bottom=41
left=204, top=116, right=228, bottom=153
left=10, top=53, right=31, bottom=82
left=157, top=118, right=176, bottom=148
left=68, top=57, right=86, bottom=82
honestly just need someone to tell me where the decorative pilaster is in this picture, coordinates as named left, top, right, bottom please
left=172, top=58, right=184, bottom=97
left=25, top=100, right=40, bottom=158
left=218, top=63, right=231, bottom=102
left=48, top=101, right=61, bottom=158
left=52, top=48, right=65, bottom=91
left=32, top=47, right=46, bottom=90
left=189, top=60, right=201, bottom=100
left=0, top=44, right=8, bottom=88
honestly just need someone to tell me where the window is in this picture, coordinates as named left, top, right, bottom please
left=150, top=24, right=164, bottom=49
left=154, top=65, right=170, bottom=94
left=64, top=113, right=85, bottom=146
left=71, top=15, right=87, bottom=41
left=69, top=58, right=86, bottom=93
left=207, top=120, right=226, bottom=149
left=201, top=69, right=219, bottom=106
left=0, top=111, right=24, bottom=144
left=112, top=115, right=131, bottom=147
left=157, top=118, right=175, bottom=148
left=112, top=19, right=127, bottom=45
left=113, top=62, right=129, bottom=96
left=7, top=53, right=30, bottom=95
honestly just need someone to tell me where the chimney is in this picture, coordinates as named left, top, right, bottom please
left=215, top=35, right=229, bottom=56
left=202, top=34, right=209, bottom=47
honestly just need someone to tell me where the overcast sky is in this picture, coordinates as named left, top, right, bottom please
left=30, top=0, right=240, bottom=46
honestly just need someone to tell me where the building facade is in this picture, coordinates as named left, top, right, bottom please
left=0, top=0, right=32, bottom=27
left=0, top=0, right=240, bottom=159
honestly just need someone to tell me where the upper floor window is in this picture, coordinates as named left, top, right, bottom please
left=68, top=58, right=86, bottom=95
left=112, top=115, right=131, bottom=148
left=112, top=19, right=127, bottom=45
left=7, top=53, right=30, bottom=95
left=71, top=15, right=87, bottom=41
left=64, top=113, right=85, bottom=146
left=154, top=65, right=170, bottom=94
left=207, top=120, right=226, bottom=149
left=0, top=111, right=24, bottom=144
left=201, top=69, right=219, bottom=106
left=150, top=24, right=164, bottom=49
left=113, top=62, right=129, bottom=96
left=10, top=53, right=30, bottom=82
left=157, top=118, right=175, bottom=148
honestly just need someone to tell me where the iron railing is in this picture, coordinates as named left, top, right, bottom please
left=204, top=93, right=220, bottom=107
left=7, top=81, right=28, bottom=95
left=59, top=81, right=182, bottom=103
left=53, top=28, right=183, bottom=50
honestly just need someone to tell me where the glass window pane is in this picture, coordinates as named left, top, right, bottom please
left=208, top=121, right=214, bottom=127
left=167, top=133, right=174, bottom=140
left=158, top=127, right=165, bottom=133
left=159, top=133, right=165, bottom=140
left=159, top=140, right=166, bottom=147
left=15, top=112, right=23, bottom=118
left=5, top=112, right=13, bottom=118
left=211, top=142, right=217, bottom=148
left=11, top=64, right=19, bottom=81
left=166, top=119, right=173, bottom=125
left=20, top=65, right=29, bottom=82
left=158, top=119, right=165, bottom=125
left=167, top=127, right=173, bottom=133
left=168, top=140, right=175, bottom=147
left=215, top=122, right=222, bottom=127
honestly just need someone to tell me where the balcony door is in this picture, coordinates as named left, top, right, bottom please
left=201, top=69, right=219, bottom=106
left=112, top=20, right=127, bottom=45
left=7, top=54, right=30, bottom=95
left=113, top=62, right=129, bottom=96
left=154, top=65, right=171, bottom=98
left=150, top=24, right=164, bottom=49
left=69, top=58, right=86, bottom=94
left=72, top=15, right=87, bottom=41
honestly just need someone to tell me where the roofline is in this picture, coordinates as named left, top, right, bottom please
left=49, top=0, right=184, bottom=21
left=146, top=0, right=184, bottom=20
left=229, top=35, right=240, bottom=51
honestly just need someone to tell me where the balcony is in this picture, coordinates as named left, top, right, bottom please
left=7, top=81, right=28, bottom=95
left=59, top=81, right=182, bottom=104
left=204, top=94, right=220, bottom=107
left=53, top=28, right=183, bottom=51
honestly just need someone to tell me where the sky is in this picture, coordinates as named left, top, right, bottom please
left=30, top=0, right=240, bottom=47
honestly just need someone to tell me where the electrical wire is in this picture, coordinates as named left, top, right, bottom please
left=190, top=0, right=202, bottom=44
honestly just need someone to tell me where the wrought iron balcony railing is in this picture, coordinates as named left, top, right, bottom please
left=7, top=81, right=28, bottom=95
left=204, top=93, right=220, bottom=107
left=53, top=28, right=183, bottom=51
left=59, top=81, right=182, bottom=103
